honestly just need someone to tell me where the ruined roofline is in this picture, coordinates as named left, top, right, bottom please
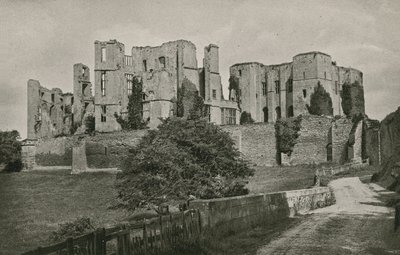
left=337, top=65, right=363, bottom=74
left=265, top=62, right=293, bottom=68
left=230, top=62, right=265, bottom=68
left=130, top=39, right=197, bottom=51
left=293, top=51, right=331, bottom=58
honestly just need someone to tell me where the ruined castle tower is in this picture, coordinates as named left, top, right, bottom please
left=229, top=52, right=364, bottom=123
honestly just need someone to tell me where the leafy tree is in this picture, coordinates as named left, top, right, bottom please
left=0, top=130, right=22, bottom=172
left=177, top=78, right=205, bottom=120
left=275, top=116, right=302, bottom=156
left=308, top=82, right=333, bottom=116
left=115, top=77, right=147, bottom=130
left=116, top=118, right=253, bottom=210
left=240, top=111, right=254, bottom=124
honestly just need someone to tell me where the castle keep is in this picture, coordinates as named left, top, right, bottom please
left=229, top=52, right=364, bottom=123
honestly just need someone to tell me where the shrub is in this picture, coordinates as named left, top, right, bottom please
left=0, top=130, right=22, bottom=172
left=275, top=116, right=302, bottom=156
left=116, top=118, right=254, bottom=210
left=240, top=111, right=254, bottom=124
left=177, top=78, right=205, bottom=120
left=308, top=82, right=333, bottom=116
left=49, top=217, right=95, bottom=242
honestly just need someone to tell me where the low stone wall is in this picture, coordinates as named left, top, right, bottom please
left=189, top=186, right=334, bottom=233
left=34, top=136, right=76, bottom=166
left=221, top=123, right=277, bottom=166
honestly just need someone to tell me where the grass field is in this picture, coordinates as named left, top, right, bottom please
left=0, top=170, right=128, bottom=255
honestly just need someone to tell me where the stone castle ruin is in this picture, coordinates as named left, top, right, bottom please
left=23, top=39, right=379, bottom=172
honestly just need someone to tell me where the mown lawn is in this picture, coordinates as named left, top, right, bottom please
left=0, top=170, right=128, bottom=255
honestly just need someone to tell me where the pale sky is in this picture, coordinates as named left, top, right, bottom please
left=1, top=0, right=399, bottom=138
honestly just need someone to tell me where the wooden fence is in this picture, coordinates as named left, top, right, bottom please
left=22, top=209, right=202, bottom=255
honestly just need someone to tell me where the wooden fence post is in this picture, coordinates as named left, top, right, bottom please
left=66, top=237, right=74, bottom=255
left=94, top=228, right=106, bottom=255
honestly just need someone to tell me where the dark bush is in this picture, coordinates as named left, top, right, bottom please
left=49, top=217, right=95, bottom=242
left=0, top=130, right=22, bottom=172
left=308, top=82, right=333, bottom=116
left=240, top=111, right=254, bottom=124
left=116, top=118, right=254, bottom=210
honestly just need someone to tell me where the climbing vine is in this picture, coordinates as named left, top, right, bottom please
left=308, top=82, right=333, bottom=116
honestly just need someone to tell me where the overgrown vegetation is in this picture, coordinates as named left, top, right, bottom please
left=308, top=82, right=333, bottom=116
left=341, top=81, right=365, bottom=117
left=240, top=111, right=255, bottom=124
left=115, top=76, right=147, bottom=130
left=49, top=217, right=95, bottom=242
left=177, top=78, right=205, bottom=120
left=0, top=130, right=22, bottom=172
left=116, top=117, right=254, bottom=210
left=275, top=116, right=302, bottom=156
left=228, top=76, right=240, bottom=109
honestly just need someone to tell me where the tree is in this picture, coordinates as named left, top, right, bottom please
left=0, top=130, right=22, bottom=172
left=115, top=118, right=254, bottom=210
left=275, top=116, right=302, bottom=156
left=308, top=82, right=333, bottom=116
left=341, top=81, right=365, bottom=117
left=115, top=77, right=147, bottom=130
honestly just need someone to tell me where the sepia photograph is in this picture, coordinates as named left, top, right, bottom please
left=0, top=0, right=400, bottom=254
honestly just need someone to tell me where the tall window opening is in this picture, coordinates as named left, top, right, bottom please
left=125, top=74, right=133, bottom=96
left=212, top=89, right=217, bottom=99
left=263, top=107, right=268, bottom=122
left=335, top=81, right=338, bottom=95
left=101, top=72, right=106, bottom=96
left=324, top=71, right=327, bottom=79
left=275, top=107, right=281, bottom=120
left=303, top=71, right=306, bottom=79
left=101, top=47, right=106, bottom=62
left=238, top=70, right=242, bottom=76
left=287, top=105, right=294, bottom=117
left=262, top=82, right=267, bottom=96
left=143, top=60, right=147, bottom=72
left=159, top=57, right=166, bottom=68
left=303, top=89, right=307, bottom=98
left=101, top=105, right=107, bottom=122
left=275, top=80, right=280, bottom=94
left=288, top=79, right=293, bottom=93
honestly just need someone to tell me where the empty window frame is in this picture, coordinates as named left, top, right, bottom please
left=288, top=79, right=293, bottom=93
left=101, top=72, right=106, bottom=96
left=324, top=71, right=327, bottom=79
left=143, top=60, right=147, bottom=72
left=303, top=89, right=307, bottom=98
left=335, top=81, right=338, bottom=95
left=159, top=57, right=166, bottom=68
left=262, top=82, right=267, bottom=96
left=212, top=89, right=217, bottom=99
left=101, top=105, right=107, bottom=122
left=125, top=74, right=133, bottom=96
left=238, top=70, right=242, bottom=76
left=303, top=71, right=306, bottom=79
left=101, top=47, right=106, bottom=62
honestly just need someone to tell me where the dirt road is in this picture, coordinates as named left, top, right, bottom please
left=256, top=177, right=400, bottom=255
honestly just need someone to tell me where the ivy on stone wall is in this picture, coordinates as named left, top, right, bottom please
left=308, top=82, right=333, bottom=116
left=229, top=76, right=240, bottom=109
left=240, top=111, right=254, bottom=124
left=85, top=115, right=95, bottom=135
left=341, top=81, right=365, bottom=117
left=115, top=77, right=147, bottom=130
left=177, top=78, right=205, bottom=120
left=275, top=116, right=302, bottom=156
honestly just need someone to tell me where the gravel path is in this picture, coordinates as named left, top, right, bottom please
left=256, top=177, right=400, bottom=255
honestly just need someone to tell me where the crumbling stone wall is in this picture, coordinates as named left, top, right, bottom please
left=84, top=130, right=148, bottom=168
left=289, top=115, right=332, bottom=165
left=331, top=117, right=353, bottom=164
left=221, top=123, right=277, bottom=166
left=34, top=136, right=75, bottom=166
